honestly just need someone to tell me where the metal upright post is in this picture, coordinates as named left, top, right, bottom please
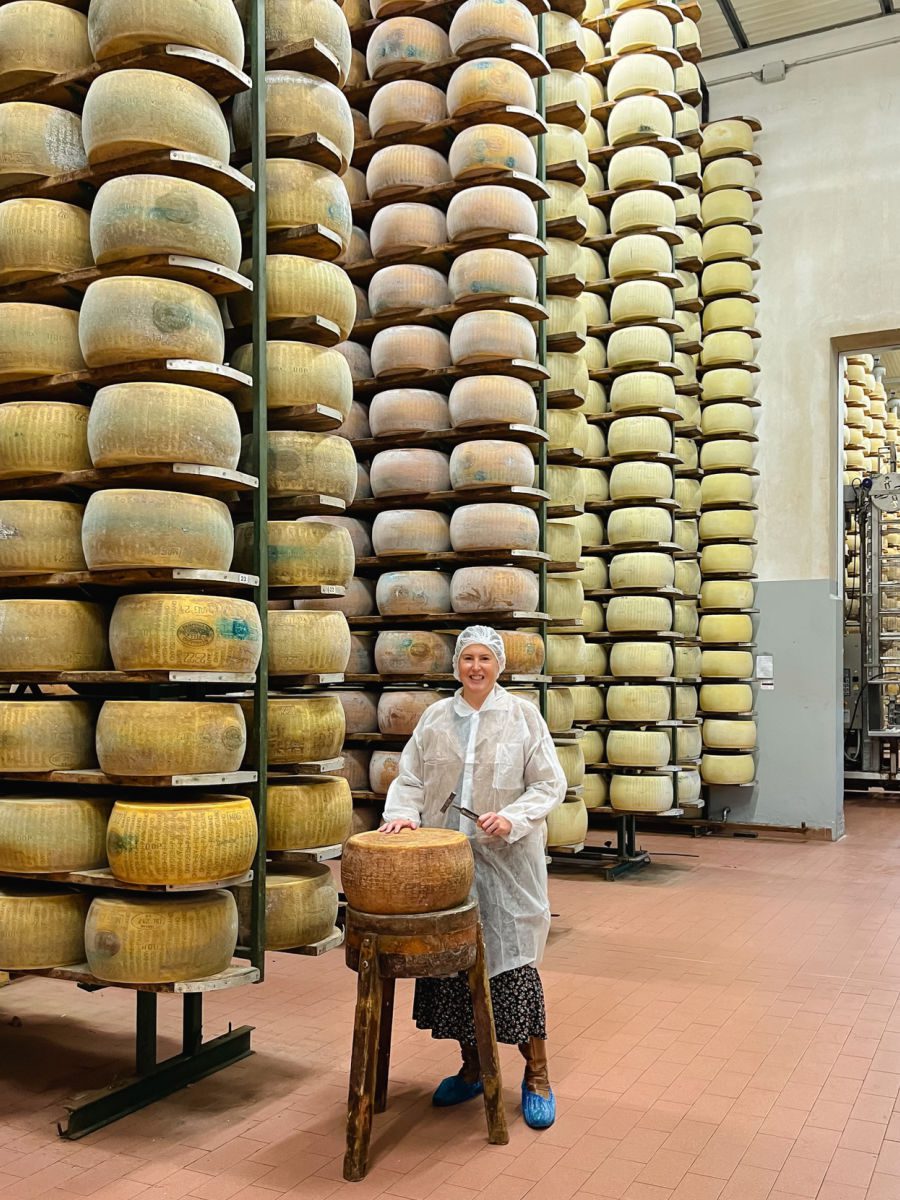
left=536, top=14, right=548, bottom=720
left=248, top=0, right=269, bottom=977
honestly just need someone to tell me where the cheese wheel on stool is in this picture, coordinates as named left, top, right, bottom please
left=342, top=829, right=474, bottom=914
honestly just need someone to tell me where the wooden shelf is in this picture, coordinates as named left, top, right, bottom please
left=266, top=757, right=345, bottom=776
left=0, top=463, right=257, bottom=499
left=264, top=37, right=344, bottom=85
left=345, top=232, right=546, bottom=286
left=0, top=359, right=252, bottom=405
left=352, top=357, right=548, bottom=400
left=0, top=567, right=258, bottom=593
left=237, top=493, right=347, bottom=517
left=350, top=484, right=548, bottom=515
left=354, top=549, right=550, bottom=572
left=353, top=105, right=547, bottom=168
left=0, top=768, right=258, bottom=787
left=353, top=172, right=548, bottom=228
left=348, top=612, right=549, bottom=630
left=353, top=295, right=548, bottom=342
left=265, top=673, right=345, bottom=690
left=8, top=963, right=260, bottom=994
left=351, top=422, right=547, bottom=457
left=343, top=671, right=550, bottom=685
left=227, top=314, right=342, bottom=352
left=351, top=0, right=548, bottom=45
left=246, top=131, right=346, bottom=175
left=0, top=867, right=253, bottom=892
left=268, top=845, right=343, bottom=864
left=282, top=927, right=345, bottom=957
left=0, top=255, right=250, bottom=308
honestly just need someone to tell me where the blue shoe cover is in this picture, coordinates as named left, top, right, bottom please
left=432, top=1073, right=484, bottom=1107
left=521, top=1080, right=556, bottom=1129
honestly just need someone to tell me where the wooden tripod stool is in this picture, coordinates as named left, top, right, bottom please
left=343, top=899, right=509, bottom=1182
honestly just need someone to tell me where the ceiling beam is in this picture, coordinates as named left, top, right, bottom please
left=714, top=0, right=751, bottom=49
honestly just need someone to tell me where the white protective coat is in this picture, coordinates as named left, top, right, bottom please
left=383, top=685, right=567, bottom=978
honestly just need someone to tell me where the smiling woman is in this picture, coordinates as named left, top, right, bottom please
left=379, top=625, right=566, bottom=1129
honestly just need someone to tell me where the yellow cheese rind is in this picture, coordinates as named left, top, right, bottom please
left=88, top=0, right=244, bottom=67
left=0, top=401, right=90, bottom=478
left=342, top=829, right=475, bottom=914
left=545, top=799, right=588, bottom=848
left=449, top=123, right=537, bottom=179
left=367, top=16, right=450, bottom=78
left=0, top=303, right=84, bottom=382
left=610, top=774, right=673, bottom=812
left=0, top=199, right=91, bottom=283
left=450, top=565, right=539, bottom=612
left=268, top=610, right=351, bottom=674
left=109, top=593, right=262, bottom=672
left=0, top=102, right=86, bottom=187
left=701, top=752, right=755, bottom=785
left=81, top=489, right=233, bottom=573
left=230, top=254, right=356, bottom=341
left=609, top=641, right=674, bottom=679
left=260, top=0, right=352, bottom=82
left=82, top=70, right=230, bottom=165
left=97, top=701, right=246, bottom=777
left=236, top=867, right=339, bottom=949
left=90, top=175, right=242, bottom=269
left=0, top=3, right=91, bottom=87
left=0, top=887, right=89, bottom=969
left=249, top=159, right=351, bottom=251
left=85, top=890, right=238, bottom=983
left=377, top=690, right=443, bottom=734
left=606, top=685, right=670, bottom=722
left=88, top=383, right=240, bottom=470
left=446, top=57, right=536, bottom=117
left=607, top=729, right=670, bottom=768
left=449, top=0, right=538, bottom=54
left=233, top=70, right=354, bottom=170
left=0, top=700, right=95, bottom=771
left=368, top=79, right=447, bottom=136
left=267, top=778, right=353, bottom=850
left=372, top=509, right=451, bottom=554
left=247, top=431, right=357, bottom=503
left=0, top=794, right=111, bottom=874
left=371, top=448, right=451, bottom=496
left=0, top=599, right=108, bottom=671
left=0, top=499, right=86, bottom=575
left=374, top=630, right=454, bottom=674
left=232, top=341, right=353, bottom=418
left=235, top=521, right=354, bottom=588
left=376, top=570, right=451, bottom=616
left=107, top=796, right=256, bottom=885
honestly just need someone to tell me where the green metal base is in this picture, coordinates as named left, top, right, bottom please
left=549, top=815, right=651, bottom=879
left=59, top=993, right=253, bottom=1139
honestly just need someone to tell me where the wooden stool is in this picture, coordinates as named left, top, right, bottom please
left=343, top=899, right=509, bottom=1182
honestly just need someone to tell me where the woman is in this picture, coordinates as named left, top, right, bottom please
left=380, top=625, right=567, bottom=1129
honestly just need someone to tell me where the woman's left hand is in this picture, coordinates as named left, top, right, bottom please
left=477, top=812, right=512, bottom=838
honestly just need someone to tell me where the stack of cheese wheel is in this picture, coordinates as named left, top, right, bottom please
left=585, top=7, right=692, bottom=818
left=698, top=117, right=763, bottom=792
left=333, top=0, right=555, bottom=835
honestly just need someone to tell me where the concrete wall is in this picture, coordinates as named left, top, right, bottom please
left=700, top=20, right=900, bottom=835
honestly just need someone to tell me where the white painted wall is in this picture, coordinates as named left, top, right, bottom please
left=699, top=21, right=900, bottom=835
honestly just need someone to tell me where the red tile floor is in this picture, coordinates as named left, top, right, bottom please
left=3, top=803, right=900, bottom=1200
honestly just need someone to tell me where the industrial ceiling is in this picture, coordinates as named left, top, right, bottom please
left=701, top=0, right=896, bottom=58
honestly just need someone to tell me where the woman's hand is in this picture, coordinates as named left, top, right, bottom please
left=477, top=812, right=512, bottom=838
left=379, top=819, right=417, bottom=834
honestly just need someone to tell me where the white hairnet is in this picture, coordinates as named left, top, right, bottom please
left=453, top=625, right=506, bottom=681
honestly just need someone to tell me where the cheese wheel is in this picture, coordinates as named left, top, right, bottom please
left=90, top=174, right=241, bottom=270
left=545, top=799, right=588, bottom=848
left=347, top=634, right=375, bottom=673
left=376, top=570, right=451, bottom=615
left=548, top=298, right=587, bottom=344
left=701, top=543, right=754, bottom=576
left=546, top=465, right=588, bottom=511
left=607, top=595, right=673, bottom=633
left=701, top=331, right=756, bottom=369
left=368, top=79, right=447, bottom=136
left=448, top=250, right=536, bottom=308
left=545, top=124, right=589, bottom=175
left=233, top=71, right=353, bottom=169
left=700, top=439, right=755, bottom=471
left=0, top=400, right=89, bottom=479
left=547, top=576, right=584, bottom=624
left=446, top=185, right=537, bottom=242
left=0, top=2, right=91, bottom=88
left=88, top=0, right=242, bottom=64
left=556, top=741, right=586, bottom=789
left=0, top=699, right=94, bottom=771
left=0, top=499, right=86, bottom=575
left=0, top=303, right=84, bottom=382
left=607, top=415, right=671, bottom=459
left=701, top=473, right=755, bottom=508
left=268, top=778, right=352, bottom=850
left=447, top=58, right=536, bottom=117
left=0, top=795, right=111, bottom=874
left=367, top=17, right=449, bottom=78
left=344, top=167, right=367, bottom=206
left=449, top=440, right=534, bottom=490
left=606, top=685, right=670, bottom=722
left=701, top=752, right=755, bottom=785
left=607, top=506, right=673, bottom=546
left=0, top=199, right=91, bottom=284
left=547, top=521, right=582, bottom=566
left=370, top=448, right=450, bottom=497
left=368, top=145, right=451, bottom=202
left=610, top=281, right=674, bottom=325
left=86, top=890, right=237, bottom=983
left=583, top=772, right=607, bottom=810
left=372, top=508, right=451, bottom=554
left=609, top=371, right=676, bottom=414
left=451, top=564, right=538, bottom=613
left=238, top=864, right=339, bottom=949
left=343, top=829, right=474, bottom=914
left=548, top=352, right=590, bottom=398
left=449, top=123, right=537, bottom=181
left=377, top=690, right=443, bottom=735
left=236, top=521, right=354, bottom=588
left=578, top=381, right=608, bottom=419
left=672, top=601, right=698, bottom=639
left=369, top=203, right=446, bottom=260
left=674, top=519, right=699, bottom=555
left=700, top=614, right=753, bottom=645
left=569, top=685, right=603, bottom=722
left=496, top=630, right=543, bottom=675
left=610, top=774, right=673, bottom=813
left=701, top=119, right=755, bottom=161
left=81, top=489, right=232, bottom=573
left=609, top=461, right=673, bottom=502
left=701, top=188, right=755, bottom=229
left=609, top=233, right=673, bottom=281
left=703, top=156, right=757, bottom=193
left=701, top=650, right=754, bottom=679
left=450, top=310, right=536, bottom=366
left=370, top=326, right=451, bottom=378
left=110, top=593, right=261, bottom=672
left=449, top=0, right=537, bottom=53
left=250, top=430, right=355, bottom=502
left=700, top=580, right=755, bottom=610
left=703, top=298, right=757, bottom=335
left=607, top=729, right=670, bottom=768
left=607, top=54, right=674, bottom=102
left=231, top=254, right=356, bottom=340
left=291, top=577, right=374, bottom=617
left=374, top=630, right=454, bottom=674
left=674, top=478, right=701, bottom=516
left=545, top=634, right=585, bottom=675
left=609, top=191, right=676, bottom=239
left=700, top=402, right=755, bottom=438
left=0, top=886, right=88, bottom=969
left=547, top=410, right=589, bottom=455
left=699, top=682, right=753, bottom=715
left=334, top=691, right=376, bottom=736
left=232, top=341, right=353, bottom=418
left=699, top=509, right=756, bottom=542
left=675, top=644, right=702, bottom=686
left=370, top=387, right=449, bottom=440
left=82, top=70, right=229, bottom=166
left=674, top=559, right=701, bottom=597
left=0, top=599, right=108, bottom=671
left=80, top=276, right=223, bottom=368
left=703, top=262, right=758, bottom=302
left=0, top=102, right=85, bottom=187
left=609, top=641, right=674, bottom=679
left=609, top=552, right=675, bottom=590
left=607, top=325, right=673, bottom=371
left=88, top=383, right=240, bottom=470
left=245, top=160, right=352, bottom=253
left=451, top=503, right=538, bottom=551
left=244, top=695, right=346, bottom=765
left=268, top=610, right=349, bottom=675
left=610, top=8, right=673, bottom=54
left=97, top=700, right=245, bottom=778
left=607, top=96, right=673, bottom=147
left=702, top=223, right=754, bottom=263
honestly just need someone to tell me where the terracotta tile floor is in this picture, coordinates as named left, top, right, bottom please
left=4, top=804, right=900, bottom=1200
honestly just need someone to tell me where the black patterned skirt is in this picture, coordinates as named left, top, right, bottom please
left=413, top=965, right=547, bottom=1046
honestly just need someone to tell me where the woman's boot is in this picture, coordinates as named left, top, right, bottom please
left=432, top=1042, right=483, bottom=1107
left=519, top=1037, right=556, bottom=1128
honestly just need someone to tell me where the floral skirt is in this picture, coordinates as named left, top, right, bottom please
left=413, top=965, right=547, bottom=1045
